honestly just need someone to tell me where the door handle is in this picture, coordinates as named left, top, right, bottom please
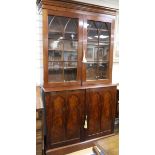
left=84, top=115, right=87, bottom=129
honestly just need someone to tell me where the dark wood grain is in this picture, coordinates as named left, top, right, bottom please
left=37, top=0, right=118, bottom=152
left=40, top=0, right=116, bottom=88
left=45, top=92, right=66, bottom=149
left=66, top=90, right=85, bottom=140
left=46, top=134, right=116, bottom=155
left=45, top=90, right=85, bottom=149
left=37, top=0, right=118, bottom=16
left=87, top=90, right=101, bottom=136
left=100, top=89, right=113, bottom=132
left=43, top=84, right=118, bottom=92
left=85, top=86, right=116, bottom=139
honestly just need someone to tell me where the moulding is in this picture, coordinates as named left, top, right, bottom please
left=37, top=0, right=118, bottom=15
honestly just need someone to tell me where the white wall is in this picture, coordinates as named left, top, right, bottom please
left=36, top=9, right=43, bottom=85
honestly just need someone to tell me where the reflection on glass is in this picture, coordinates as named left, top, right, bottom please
left=64, top=62, right=77, bottom=81
left=86, top=47, right=94, bottom=61
left=64, top=40, right=78, bottom=51
left=48, top=62, right=63, bottom=82
left=86, top=20, right=111, bottom=81
left=64, top=51, right=77, bottom=61
left=48, top=39, right=63, bottom=50
left=48, top=50, right=62, bottom=61
left=98, top=63, right=108, bottom=79
left=94, top=47, right=108, bottom=61
left=86, top=63, right=108, bottom=80
left=48, top=15, right=78, bottom=82
left=86, top=63, right=97, bottom=80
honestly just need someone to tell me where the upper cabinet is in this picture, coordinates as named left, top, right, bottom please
left=47, top=14, right=82, bottom=86
left=39, top=0, right=117, bottom=88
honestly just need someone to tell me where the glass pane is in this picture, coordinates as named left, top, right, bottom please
left=86, top=20, right=110, bottom=81
left=64, top=51, right=77, bottom=61
left=48, top=50, right=63, bottom=61
left=48, top=15, right=78, bottom=83
left=86, top=47, right=94, bottom=61
left=65, top=18, right=78, bottom=33
left=64, top=40, right=78, bottom=51
left=94, top=47, right=108, bottom=61
left=48, top=62, right=63, bottom=82
left=87, top=20, right=98, bottom=61
left=64, top=62, right=77, bottom=81
left=48, top=39, right=63, bottom=50
left=86, top=63, right=97, bottom=80
left=97, top=63, right=108, bottom=79
left=48, top=16, right=69, bottom=32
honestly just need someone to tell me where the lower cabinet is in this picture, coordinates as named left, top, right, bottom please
left=45, top=90, right=85, bottom=149
left=44, top=86, right=116, bottom=150
left=85, top=87, right=116, bottom=139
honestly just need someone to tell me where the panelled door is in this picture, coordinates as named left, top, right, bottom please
left=45, top=90, right=85, bottom=149
left=85, top=86, right=116, bottom=139
left=45, top=91, right=66, bottom=149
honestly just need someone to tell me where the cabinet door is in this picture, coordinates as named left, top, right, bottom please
left=45, top=91, right=66, bottom=149
left=66, top=90, right=85, bottom=142
left=86, top=89, right=101, bottom=138
left=99, top=87, right=116, bottom=133
left=86, top=87, right=116, bottom=139
left=82, top=14, right=115, bottom=85
left=43, top=10, right=83, bottom=88
left=45, top=90, right=85, bottom=149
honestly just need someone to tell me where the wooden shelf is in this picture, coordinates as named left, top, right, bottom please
left=48, top=37, right=78, bottom=41
left=87, top=40, right=109, bottom=43
left=49, top=30, right=77, bottom=34
left=85, top=61, right=109, bottom=63
left=48, top=60, right=77, bottom=62
left=87, top=28, right=108, bottom=31
left=48, top=67, right=77, bottom=70
left=48, top=49, right=77, bottom=52
left=87, top=42, right=109, bottom=46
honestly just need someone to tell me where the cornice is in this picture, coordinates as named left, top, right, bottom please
left=36, top=0, right=118, bottom=15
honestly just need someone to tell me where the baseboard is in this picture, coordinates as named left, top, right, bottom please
left=46, top=133, right=115, bottom=155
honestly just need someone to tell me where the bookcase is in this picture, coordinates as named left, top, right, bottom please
left=37, top=0, right=118, bottom=151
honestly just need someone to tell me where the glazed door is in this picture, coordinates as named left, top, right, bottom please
left=85, top=86, right=116, bottom=139
left=43, top=10, right=83, bottom=88
left=82, top=14, right=115, bottom=85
